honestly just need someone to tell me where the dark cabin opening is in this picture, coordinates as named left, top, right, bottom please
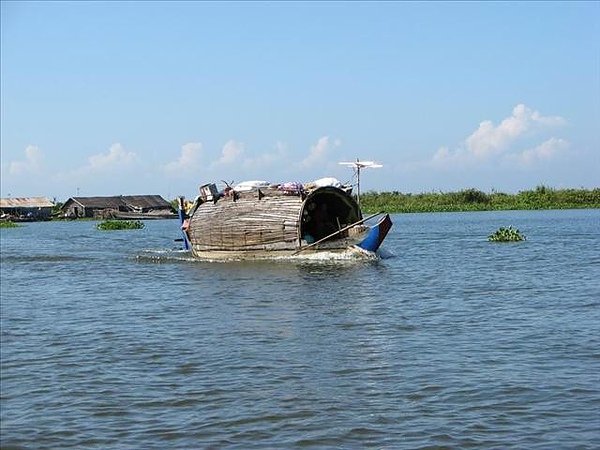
left=300, top=187, right=361, bottom=243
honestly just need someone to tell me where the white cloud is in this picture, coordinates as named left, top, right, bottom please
left=9, top=145, right=43, bottom=176
left=216, top=140, right=245, bottom=165
left=432, top=146, right=453, bottom=164
left=61, top=143, right=139, bottom=187
left=162, top=142, right=203, bottom=174
left=432, top=104, right=568, bottom=167
left=504, top=137, right=570, bottom=166
left=243, top=141, right=288, bottom=170
left=431, top=145, right=473, bottom=168
left=87, top=143, right=137, bottom=171
left=466, top=104, right=566, bottom=159
left=300, top=136, right=341, bottom=168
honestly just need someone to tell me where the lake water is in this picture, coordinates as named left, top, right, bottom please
left=1, top=209, right=599, bottom=449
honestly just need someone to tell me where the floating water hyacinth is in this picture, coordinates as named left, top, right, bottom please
left=488, top=225, right=526, bottom=242
left=0, top=221, right=20, bottom=228
left=96, top=220, right=145, bottom=230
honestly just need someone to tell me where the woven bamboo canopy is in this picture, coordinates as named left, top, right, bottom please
left=186, top=183, right=363, bottom=253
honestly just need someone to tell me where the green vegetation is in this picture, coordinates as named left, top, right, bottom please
left=96, top=220, right=145, bottom=230
left=360, top=186, right=600, bottom=214
left=52, top=201, right=64, bottom=216
left=488, top=226, right=526, bottom=242
left=0, top=221, right=21, bottom=228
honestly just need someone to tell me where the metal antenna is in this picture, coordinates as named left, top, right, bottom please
left=338, top=159, right=382, bottom=210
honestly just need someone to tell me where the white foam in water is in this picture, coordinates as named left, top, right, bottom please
left=134, top=246, right=381, bottom=264
left=134, top=248, right=198, bottom=263
left=290, top=248, right=378, bottom=262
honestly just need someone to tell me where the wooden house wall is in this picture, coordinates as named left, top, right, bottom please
left=189, top=192, right=303, bottom=251
left=59, top=201, right=76, bottom=218
left=62, top=202, right=91, bottom=218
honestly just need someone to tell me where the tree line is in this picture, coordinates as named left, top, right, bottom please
left=359, top=186, right=600, bottom=213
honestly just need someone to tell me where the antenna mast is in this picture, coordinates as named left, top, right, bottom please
left=339, top=159, right=382, bottom=210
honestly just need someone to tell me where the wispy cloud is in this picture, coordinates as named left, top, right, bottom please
left=86, top=143, right=138, bottom=172
left=300, top=136, right=342, bottom=168
left=162, top=142, right=203, bottom=175
left=58, top=143, right=139, bottom=188
left=504, top=137, right=570, bottom=166
left=164, top=139, right=330, bottom=187
left=243, top=141, right=288, bottom=170
left=9, top=145, right=43, bottom=176
left=215, top=140, right=245, bottom=166
left=432, top=104, right=568, bottom=168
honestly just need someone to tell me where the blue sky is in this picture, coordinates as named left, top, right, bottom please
left=1, top=1, right=598, bottom=201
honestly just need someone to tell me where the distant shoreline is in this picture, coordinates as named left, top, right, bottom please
left=360, top=186, right=600, bottom=214
left=3, top=186, right=598, bottom=221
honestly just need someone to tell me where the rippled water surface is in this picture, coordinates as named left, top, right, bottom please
left=2, top=210, right=599, bottom=449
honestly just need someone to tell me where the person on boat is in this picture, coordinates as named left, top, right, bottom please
left=181, top=218, right=191, bottom=241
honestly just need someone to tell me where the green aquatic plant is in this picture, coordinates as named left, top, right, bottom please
left=0, top=221, right=21, bottom=228
left=97, top=220, right=145, bottom=231
left=488, top=225, right=525, bottom=242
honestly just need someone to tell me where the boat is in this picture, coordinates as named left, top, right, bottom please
left=110, top=210, right=177, bottom=220
left=177, top=161, right=392, bottom=260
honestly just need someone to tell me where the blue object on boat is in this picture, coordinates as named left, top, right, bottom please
left=357, top=214, right=393, bottom=253
left=177, top=197, right=190, bottom=251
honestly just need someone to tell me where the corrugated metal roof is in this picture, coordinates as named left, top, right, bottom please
left=122, top=195, right=172, bottom=209
left=62, top=195, right=172, bottom=210
left=0, top=197, right=55, bottom=208
left=66, top=196, right=125, bottom=208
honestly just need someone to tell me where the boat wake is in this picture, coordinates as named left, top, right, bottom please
left=133, top=248, right=197, bottom=264
left=133, top=246, right=387, bottom=264
left=282, top=247, right=379, bottom=262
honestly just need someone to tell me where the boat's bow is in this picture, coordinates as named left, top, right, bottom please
left=356, top=213, right=393, bottom=253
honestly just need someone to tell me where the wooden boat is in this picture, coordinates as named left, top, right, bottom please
left=111, top=210, right=177, bottom=220
left=178, top=176, right=392, bottom=260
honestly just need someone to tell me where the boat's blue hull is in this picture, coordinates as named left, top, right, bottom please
left=356, top=213, right=393, bottom=253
